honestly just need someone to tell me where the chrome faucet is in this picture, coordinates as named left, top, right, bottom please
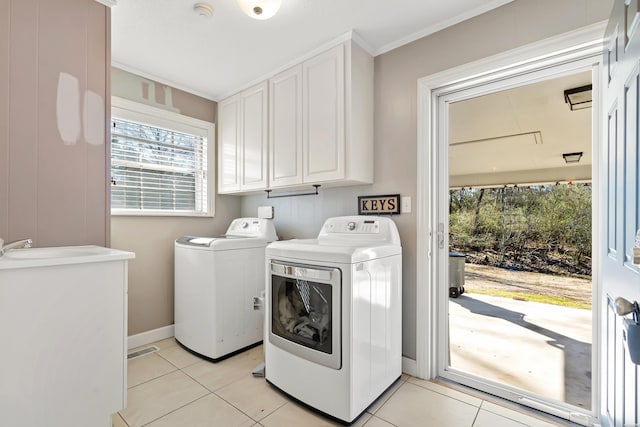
left=0, top=238, right=33, bottom=256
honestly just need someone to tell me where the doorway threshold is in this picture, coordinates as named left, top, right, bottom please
left=432, top=377, right=592, bottom=427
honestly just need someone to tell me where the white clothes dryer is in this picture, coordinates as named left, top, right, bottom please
left=174, top=218, right=278, bottom=361
left=265, top=216, right=402, bottom=424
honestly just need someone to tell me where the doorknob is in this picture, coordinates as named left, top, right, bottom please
left=615, top=297, right=639, bottom=322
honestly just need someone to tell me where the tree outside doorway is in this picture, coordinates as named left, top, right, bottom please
left=449, top=183, right=592, bottom=308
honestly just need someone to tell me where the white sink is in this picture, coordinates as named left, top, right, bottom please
left=0, top=245, right=134, bottom=269
left=4, top=246, right=106, bottom=259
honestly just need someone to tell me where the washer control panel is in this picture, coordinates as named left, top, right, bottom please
left=226, top=217, right=278, bottom=241
left=228, top=219, right=260, bottom=233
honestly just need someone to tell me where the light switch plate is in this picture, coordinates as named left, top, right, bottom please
left=401, top=196, right=411, bottom=214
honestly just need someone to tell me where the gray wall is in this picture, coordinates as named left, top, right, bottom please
left=242, top=0, right=612, bottom=360
left=0, top=0, right=109, bottom=247
left=110, top=68, right=242, bottom=336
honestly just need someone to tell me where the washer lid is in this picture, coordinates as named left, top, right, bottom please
left=176, top=235, right=269, bottom=250
left=184, top=237, right=219, bottom=246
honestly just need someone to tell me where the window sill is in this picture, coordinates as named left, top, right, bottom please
left=111, top=209, right=214, bottom=218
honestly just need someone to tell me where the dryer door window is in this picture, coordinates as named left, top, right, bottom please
left=269, top=261, right=341, bottom=370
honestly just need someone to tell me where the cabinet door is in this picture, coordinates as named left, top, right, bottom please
left=218, top=94, right=241, bottom=193
left=269, top=65, right=303, bottom=188
left=303, top=44, right=345, bottom=182
left=240, top=82, right=268, bottom=190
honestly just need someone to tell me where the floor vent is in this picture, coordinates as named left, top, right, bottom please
left=127, top=346, right=159, bottom=360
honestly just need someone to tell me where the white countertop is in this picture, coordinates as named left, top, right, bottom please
left=0, top=245, right=135, bottom=270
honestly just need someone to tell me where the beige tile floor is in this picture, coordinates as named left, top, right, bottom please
left=112, top=338, right=568, bottom=427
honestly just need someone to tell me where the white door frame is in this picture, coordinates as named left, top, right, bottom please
left=416, top=22, right=606, bottom=422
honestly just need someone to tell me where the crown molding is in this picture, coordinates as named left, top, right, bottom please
left=95, top=0, right=117, bottom=7
left=375, top=0, right=514, bottom=56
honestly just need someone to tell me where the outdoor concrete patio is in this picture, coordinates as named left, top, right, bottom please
left=449, top=293, right=592, bottom=409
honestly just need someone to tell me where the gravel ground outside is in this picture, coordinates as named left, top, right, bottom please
left=462, top=263, right=592, bottom=309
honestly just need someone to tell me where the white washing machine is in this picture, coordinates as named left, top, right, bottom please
left=174, top=218, right=278, bottom=361
left=264, top=216, right=402, bottom=424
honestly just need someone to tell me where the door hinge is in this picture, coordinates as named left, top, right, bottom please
left=437, top=223, right=445, bottom=249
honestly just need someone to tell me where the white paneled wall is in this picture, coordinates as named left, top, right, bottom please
left=0, top=0, right=109, bottom=247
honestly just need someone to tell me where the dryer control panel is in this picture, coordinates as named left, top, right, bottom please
left=319, top=216, right=400, bottom=246
left=327, top=219, right=380, bottom=234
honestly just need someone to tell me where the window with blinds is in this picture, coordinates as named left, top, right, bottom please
left=111, top=98, right=215, bottom=216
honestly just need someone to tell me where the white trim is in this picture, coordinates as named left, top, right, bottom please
left=350, top=31, right=376, bottom=57
left=127, top=325, right=174, bottom=350
left=418, top=21, right=606, bottom=93
left=589, top=59, right=603, bottom=425
left=402, top=357, right=418, bottom=377
left=416, top=23, right=605, bottom=423
left=95, top=0, right=116, bottom=6
left=375, top=0, right=515, bottom=56
left=416, top=75, right=438, bottom=379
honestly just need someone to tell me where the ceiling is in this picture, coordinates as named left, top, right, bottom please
left=111, top=0, right=592, bottom=188
left=449, top=71, right=593, bottom=188
left=111, top=0, right=514, bottom=101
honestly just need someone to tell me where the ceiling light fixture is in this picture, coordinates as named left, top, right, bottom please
left=562, top=152, right=583, bottom=163
left=236, top=0, right=281, bottom=20
left=193, top=2, right=213, bottom=17
left=563, top=84, right=592, bottom=111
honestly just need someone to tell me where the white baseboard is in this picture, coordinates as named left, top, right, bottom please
left=128, top=326, right=419, bottom=378
left=402, top=356, right=417, bottom=377
left=128, top=324, right=175, bottom=350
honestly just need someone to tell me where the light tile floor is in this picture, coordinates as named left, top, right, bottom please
left=112, top=338, right=570, bottom=427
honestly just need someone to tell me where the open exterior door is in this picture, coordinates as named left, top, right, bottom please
left=602, top=1, right=640, bottom=425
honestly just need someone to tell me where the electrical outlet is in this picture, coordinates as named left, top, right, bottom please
left=401, top=196, right=411, bottom=214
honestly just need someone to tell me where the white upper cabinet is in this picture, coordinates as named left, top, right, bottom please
left=303, top=44, right=346, bottom=183
left=218, top=37, right=373, bottom=194
left=269, top=65, right=303, bottom=187
left=240, top=82, right=268, bottom=190
left=218, top=81, right=268, bottom=194
left=218, top=94, right=241, bottom=193
left=269, top=40, right=373, bottom=190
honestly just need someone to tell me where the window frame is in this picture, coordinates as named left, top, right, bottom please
left=110, top=96, right=215, bottom=217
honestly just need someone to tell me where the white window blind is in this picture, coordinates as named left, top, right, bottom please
left=110, top=98, right=214, bottom=216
